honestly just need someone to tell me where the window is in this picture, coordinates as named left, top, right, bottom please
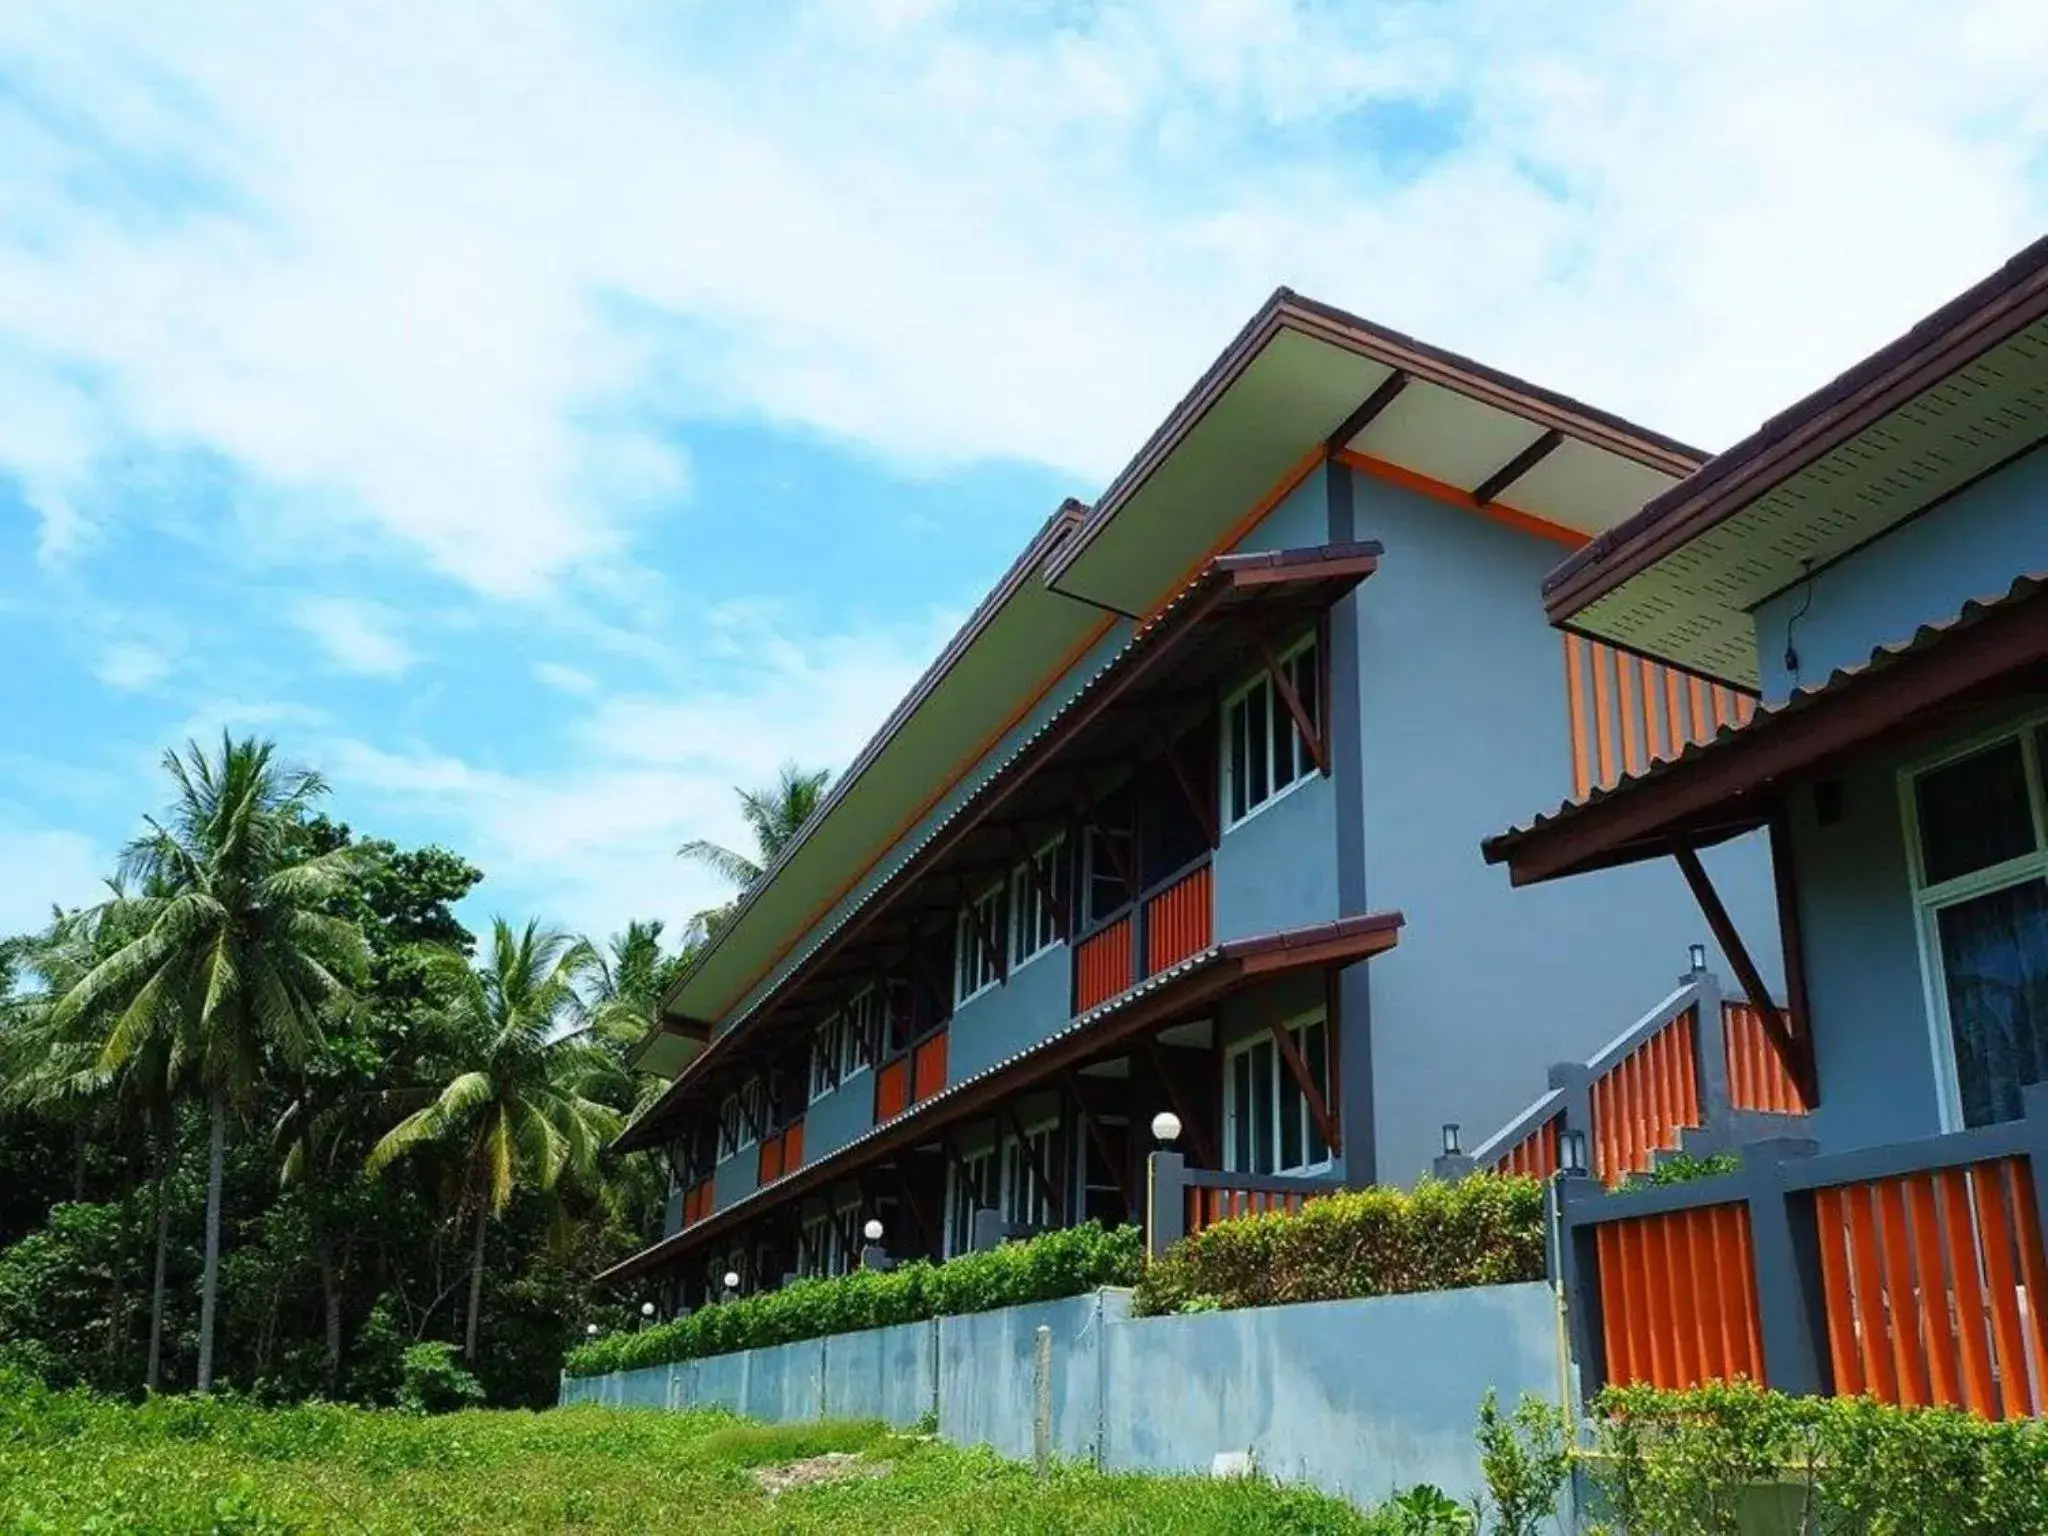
left=841, top=987, right=880, bottom=1080
left=1010, top=835, right=1071, bottom=968
left=1224, top=1011, right=1333, bottom=1174
left=1223, top=635, right=1321, bottom=827
left=808, top=1014, right=844, bottom=1103
left=717, top=1077, right=765, bottom=1160
left=955, top=885, right=1004, bottom=1003
left=947, top=1146, right=996, bottom=1256
left=1002, top=1120, right=1059, bottom=1229
left=800, top=1209, right=850, bottom=1279
left=1084, top=823, right=1133, bottom=925
left=1905, top=721, right=2048, bottom=1129
left=716, top=1092, right=743, bottom=1160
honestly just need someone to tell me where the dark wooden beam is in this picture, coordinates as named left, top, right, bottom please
left=1011, top=825, right=1072, bottom=944
left=1268, top=1016, right=1340, bottom=1155
left=1324, top=370, right=1409, bottom=451
left=1063, top=1072, right=1134, bottom=1215
left=1148, top=725, right=1218, bottom=848
left=1766, top=805, right=1820, bottom=1107
left=1002, top=1101, right=1060, bottom=1222
left=1472, top=428, right=1565, bottom=506
left=1674, top=845, right=1812, bottom=1103
left=1256, top=634, right=1328, bottom=776
left=1144, top=1036, right=1218, bottom=1168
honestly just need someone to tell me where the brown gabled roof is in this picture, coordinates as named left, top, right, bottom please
left=1544, top=234, right=2048, bottom=622
left=599, top=910, right=1404, bottom=1283
left=1485, top=573, right=2048, bottom=886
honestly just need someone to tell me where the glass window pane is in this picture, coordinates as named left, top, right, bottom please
left=1936, top=877, right=2048, bottom=1128
left=1270, top=669, right=1296, bottom=793
left=1293, top=645, right=1320, bottom=780
left=1303, top=1019, right=1329, bottom=1165
left=1246, top=686, right=1270, bottom=808
left=1228, top=697, right=1250, bottom=821
left=1250, top=1040, right=1275, bottom=1174
left=1916, top=739, right=2037, bottom=885
left=1278, top=1047, right=1303, bottom=1171
left=1230, top=1052, right=1251, bottom=1171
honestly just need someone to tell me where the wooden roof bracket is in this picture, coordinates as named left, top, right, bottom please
left=1673, top=842, right=1816, bottom=1106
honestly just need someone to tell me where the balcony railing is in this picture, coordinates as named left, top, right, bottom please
left=1141, top=1150, right=1348, bottom=1258
left=757, top=1119, right=805, bottom=1185
left=1073, top=858, right=1214, bottom=1014
left=874, top=1027, right=950, bottom=1125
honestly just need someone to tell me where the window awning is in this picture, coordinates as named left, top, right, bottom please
left=1485, top=573, right=2048, bottom=887
left=598, top=910, right=1403, bottom=1282
left=615, top=541, right=1382, bottom=1152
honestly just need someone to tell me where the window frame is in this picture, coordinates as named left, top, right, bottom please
left=1221, top=1007, right=1334, bottom=1176
left=1008, top=832, right=1070, bottom=972
left=840, top=986, right=880, bottom=1082
left=808, top=1013, right=844, bottom=1104
left=954, top=881, right=1006, bottom=1006
left=1220, top=631, right=1323, bottom=832
left=1001, top=1118, right=1060, bottom=1230
left=716, top=1091, right=743, bottom=1162
left=1899, top=708, right=2048, bottom=1132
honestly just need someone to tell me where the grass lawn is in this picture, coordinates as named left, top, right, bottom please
left=0, top=1387, right=1377, bottom=1534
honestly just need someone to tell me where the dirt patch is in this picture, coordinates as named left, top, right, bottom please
left=751, top=1452, right=890, bottom=1498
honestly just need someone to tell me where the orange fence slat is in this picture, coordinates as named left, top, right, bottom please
left=1144, top=865, right=1214, bottom=974
left=912, top=1029, right=948, bottom=1102
left=783, top=1119, right=803, bottom=1172
left=1876, top=1178, right=1929, bottom=1406
left=1565, top=634, right=1592, bottom=800
left=875, top=1059, right=910, bottom=1122
left=1844, top=1185, right=1898, bottom=1402
left=1594, top=1204, right=1760, bottom=1390
left=1972, top=1161, right=2032, bottom=1419
left=1075, top=916, right=1134, bottom=1012
left=1813, top=1187, right=1862, bottom=1397
left=1938, top=1168, right=1997, bottom=1417
left=1906, top=1173, right=1959, bottom=1407
left=2007, top=1158, right=2048, bottom=1414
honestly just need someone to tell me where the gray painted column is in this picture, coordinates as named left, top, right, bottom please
left=1325, top=461, right=1377, bottom=1184
left=1145, top=1150, right=1186, bottom=1260
left=1738, top=1138, right=1826, bottom=1397
left=1550, top=1173, right=1608, bottom=1401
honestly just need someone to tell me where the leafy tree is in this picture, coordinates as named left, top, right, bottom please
left=53, top=735, right=370, bottom=1393
left=677, top=763, right=830, bottom=937
left=367, top=920, right=624, bottom=1361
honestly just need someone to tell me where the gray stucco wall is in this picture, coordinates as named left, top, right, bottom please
left=1752, top=443, right=2048, bottom=705
left=803, top=1070, right=877, bottom=1162
left=1785, top=695, right=2048, bottom=1149
left=711, top=1146, right=758, bottom=1214
left=821, top=1319, right=940, bottom=1427
left=937, top=1288, right=1130, bottom=1464
left=1101, top=1282, right=1563, bottom=1509
left=949, top=944, right=1073, bottom=1083
left=1336, top=464, right=1782, bottom=1183
left=1213, top=773, right=1340, bottom=941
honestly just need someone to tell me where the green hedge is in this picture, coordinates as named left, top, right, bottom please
left=1131, top=1174, right=1545, bottom=1317
left=1591, top=1382, right=2048, bottom=1534
left=566, top=1222, right=1141, bottom=1378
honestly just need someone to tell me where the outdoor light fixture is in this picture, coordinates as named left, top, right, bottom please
left=1561, top=1130, right=1588, bottom=1177
left=1150, top=1111, right=1182, bottom=1145
left=722, top=1270, right=740, bottom=1292
left=1688, top=943, right=1707, bottom=975
left=585, top=1323, right=599, bottom=1338
left=640, top=1301, right=656, bottom=1319
left=863, top=1218, right=885, bottom=1243
left=1441, top=1123, right=1461, bottom=1157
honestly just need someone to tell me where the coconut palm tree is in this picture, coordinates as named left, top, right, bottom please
left=677, top=763, right=831, bottom=938
left=54, top=735, right=369, bottom=1393
left=366, top=919, right=623, bottom=1361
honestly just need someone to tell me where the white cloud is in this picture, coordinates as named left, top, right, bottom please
left=0, top=2, right=2039, bottom=605
left=534, top=662, right=598, bottom=697
left=320, top=609, right=951, bottom=941
left=94, top=641, right=172, bottom=691
left=291, top=596, right=414, bottom=677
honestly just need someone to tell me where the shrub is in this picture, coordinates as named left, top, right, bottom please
left=1131, top=1175, right=1544, bottom=1317
left=1621, top=1151, right=1739, bottom=1190
left=1590, top=1381, right=2048, bottom=1535
left=397, top=1341, right=485, bottom=1414
left=564, top=1222, right=1141, bottom=1377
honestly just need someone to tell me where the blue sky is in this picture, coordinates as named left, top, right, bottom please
left=3, top=1, right=2046, bottom=945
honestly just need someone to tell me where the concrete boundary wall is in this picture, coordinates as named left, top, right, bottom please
left=559, top=1282, right=1563, bottom=1510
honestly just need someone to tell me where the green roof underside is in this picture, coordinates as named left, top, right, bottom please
left=1568, top=317, right=2048, bottom=688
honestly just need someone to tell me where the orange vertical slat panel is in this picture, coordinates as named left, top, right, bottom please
left=912, top=1029, right=948, bottom=1101
left=1814, top=1188, right=1864, bottom=1397
left=1622, top=1220, right=1654, bottom=1385
left=1565, top=634, right=1592, bottom=799
left=1591, top=643, right=1617, bottom=789
left=1677, top=1011, right=1699, bottom=1127
left=2007, top=1158, right=2048, bottom=1414
left=1641, top=658, right=1668, bottom=762
left=1734, top=693, right=1757, bottom=726
left=1734, top=1203, right=1764, bottom=1383
left=1596, top=1225, right=1628, bottom=1385
left=783, top=1119, right=803, bottom=1172
left=1938, top=1169, right=1997, bottom=1417
left=876, top=1059, right=910, bottom=1122
left=1972, top=1162, right=2031, bottom=1420
left=1665, top=669, right=1689, bottom=755
left=1876, top=1179, right=1929, bottom=1405
left=1845, top=1186, right=1898, bottom=1402
left=1906, top=1175, right=1959, bottom=1407
left=1617, top=650, right=1645, bottom=777
left=1668, top=1211, right=1701, bottom=1386
left=1688, top=677, right=1710, bottom=742
left=1692, top=1207, right=1727, bottom=1378
left=1642, top=1216, right=1677, bottom=1387
left=1716, top=1204, right=1760, bottom=1382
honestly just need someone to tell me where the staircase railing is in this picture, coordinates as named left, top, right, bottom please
left=1443, top=960, right=1809, bottom=1190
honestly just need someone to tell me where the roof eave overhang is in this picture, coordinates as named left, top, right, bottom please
left=598, top=910, right=1404, bottom=1284
left=1544, top=237, right=2048, bottom=628
left=1486, top=576, right=2048, bottom=887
